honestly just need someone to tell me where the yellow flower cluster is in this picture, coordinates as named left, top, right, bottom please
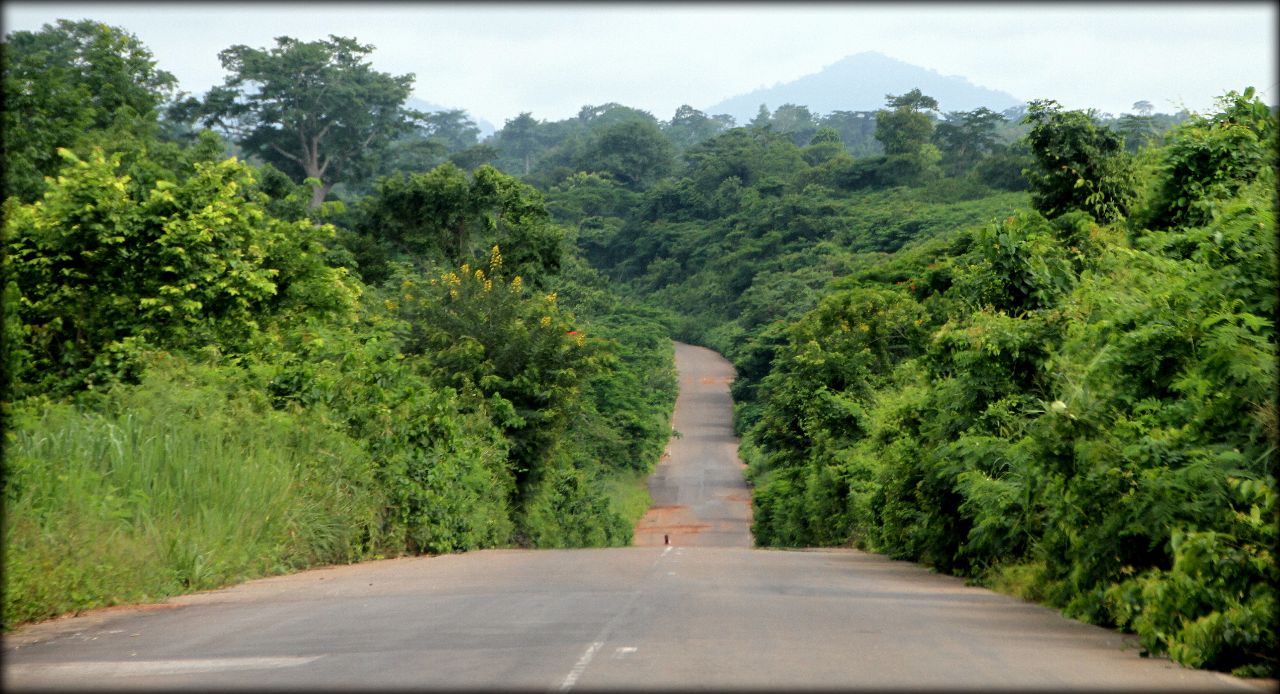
left=540, top=315, right=552, bottom=328
left=489, top=245, right=503, bottom=271
left=545, top=292, right=557, bottom=303
left=510, top=275, right=523, bottom=293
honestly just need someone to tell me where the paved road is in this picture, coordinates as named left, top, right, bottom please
left=3, top=342, right=1270, bottom=692
left=633, top=342, right=752, bottom=547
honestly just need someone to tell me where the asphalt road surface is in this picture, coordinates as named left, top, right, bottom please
left=633, top=342, right=753, bottom=548
left=2, top=342, right=1270, bottom=692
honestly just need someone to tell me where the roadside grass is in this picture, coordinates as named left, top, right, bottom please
left=1, top=357, right=379, bottom=629
left=976, top=561, right=1052, bottom=604
left=601, top=467, right=655, bottom=530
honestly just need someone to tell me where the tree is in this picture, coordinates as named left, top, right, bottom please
left=664, top=104, right=729, bottom=150
left=770, top=104, right=819, bottom=146
left=4, top=147, right=356, bottom=395
left=197, top=35, right=419, bottom=208
left=449, top=143, right=499, bottom=172
left=575, top=103, right=655, bottom=129
left=1145, top=87, right=1277, bottom=229
left=2, top=19, right=177, bottom=202
left=750, top=104, right=773, bottom=129
left=393, top=248, right=601, bottom=502
left=353, top=163, right=562, bottom=286
left=420, top=109, right=481, bottom=153
left=933, top=107, right=1006, bottom=174
left=1117, top=113, right=1159, bottom=152
left=1116, top=101, right=1160, bottom=153
left=875, top=89, right=939, bottom=156
left=819, top=110, right=881, bottom=156
left=1022, top=99, right=1136, bottom=223
left=576, top=120, right=675, bottom=190
left=682, top=127, right=804, bottom=200
left=801, top=127, right=845, bottom=165
left=499, top=112, right=541, bottom=175
left=383, top=136, right=449, bottom=176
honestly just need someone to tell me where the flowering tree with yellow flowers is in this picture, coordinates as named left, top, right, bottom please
left=388, top=245, right=602, bottom=500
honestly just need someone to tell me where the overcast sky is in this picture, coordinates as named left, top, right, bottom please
left=4, top=2, right=1276, bottom=126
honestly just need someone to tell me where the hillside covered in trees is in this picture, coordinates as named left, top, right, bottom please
left=550, top=88, right=1276, bottom=676
left=3, top=19, right=1275, bottom=679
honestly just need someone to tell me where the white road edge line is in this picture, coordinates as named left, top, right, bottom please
left=5, top=656, right=322, bottom=678
left=559, top=641, right=603, bottom=691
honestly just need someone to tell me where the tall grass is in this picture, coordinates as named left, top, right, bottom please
left=601, top=467, right=655, bottom=529
left=2, top=356, right=380, bottom=628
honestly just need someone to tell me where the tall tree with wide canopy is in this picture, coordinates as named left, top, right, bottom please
left=419, top=109, right=481, bottom=153
left=664, top=105, right=731, bottom=151
left=874, top=88, right=940, bottom=157
left=933, top=107, right=1006, bottom=174
left=198, top=35, right=419, bottom=207
left=499, top=112, right=542, bottom=175
left=769, top=103, right=819, bottom=146
left=576, top=119, right=675, bottom=190
left=1, top=19, right=177, bottom=202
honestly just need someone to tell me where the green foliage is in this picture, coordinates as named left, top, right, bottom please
left=518, top=456, right=633, bottom=548
left=933, top=107, right=1011, bottom=179
left=663, top=104, right=733, bottom=151
left=347, top=163, right=563, bottom=287
left=875, top=89, right=939, bottom=157
left=4, top=148, right=357, bottom=396
left=2, top=19, right=177, bottom=202
left=197, top=35, right=419, bottom=206
left=576, top=119, right=675, bottom=190
left=1144, top=87, right=1278, bottom=230
left=10, top=20, right=1271, bottom=675
left=1105, top=479, right=1276, bottom=675
left=384, top=249, right=595, bottom=507
left=260, top=314, right=515, bottom=555
left=1023, top=99, right=1137, bottom=223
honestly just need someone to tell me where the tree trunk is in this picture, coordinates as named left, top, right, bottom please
left=309, top=181, right=334, bottom=209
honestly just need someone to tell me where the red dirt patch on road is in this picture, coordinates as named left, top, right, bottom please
left=634, top=505, right=711, bottom=546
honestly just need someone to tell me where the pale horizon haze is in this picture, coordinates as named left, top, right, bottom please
left=3, top=2, right=1276, bottom=127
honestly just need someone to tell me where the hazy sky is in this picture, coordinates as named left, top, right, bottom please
left=4, top=2, right=1276, bottom=127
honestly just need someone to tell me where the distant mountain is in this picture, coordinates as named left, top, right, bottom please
left=406, top=97, right=497, bottom=137
left=704, top=52, right=1021, bottom=122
